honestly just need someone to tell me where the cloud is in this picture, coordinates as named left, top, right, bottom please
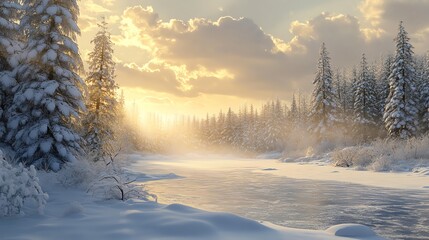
left=359, top=0, right=384, bottom=28
left=111, top=3, right=429, bottom=101
left=79, top=15, right=98, bottom=33
left=114, top=6, right=320, bottom=99
left=100, top=0, right=117, bottom=6
left=143, top=96, right=172, bottom=104
left=81, top=0, right=112, bottom=13
left=359, top=0, right=429, bottom=50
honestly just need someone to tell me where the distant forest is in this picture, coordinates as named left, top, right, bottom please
left=133, top=22, right=429, bottom=154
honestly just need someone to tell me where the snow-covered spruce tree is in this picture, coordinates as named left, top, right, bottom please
left=417, top=54, right=429, bottom=134
left=82, top=19, right=118, bottom=162
left=7, top=0, right=85, bottom=171
left=383, top=22, right=418, bottom=139
left=0, top=1, right=21, bottom=139
left=221, top=109, right=233, bottom=145
left=342, top=78, right=353, bottom=123
left=308, top=43, right=338, bottom=137
left=263, top=99, right=286, bottom=151
left=334, top=69, right=353, bottom=128
left=378, top=55, right=393, bottom=114
left=289, top=94, right=299, bottom=126
left=298, top=93, right=309, bottom=127
left=353, top=54, right=379, bottom=139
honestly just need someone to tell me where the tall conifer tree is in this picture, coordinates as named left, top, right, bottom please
left=82, top=19, right=118, bottom=161
left=308, top=43, right=338, bottom=137
left=383, top=22, right=418, bottom=139
left=8, top=0, right=85, bottom=170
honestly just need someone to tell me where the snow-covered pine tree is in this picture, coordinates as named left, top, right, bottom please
left=268, top=99, right=286, bottom=150
left=289, top=94, right=298, bottom=126
left=383, top=22, right=418, bottom=139
left=417, top=54, right=429, bottom=134
left=369, top=65, right=383, bottom=125
left=82, top=19, right=118, bottom=162
left=298, top=92, right=309, bottom=127
left=334, top=69, right=351, bottom=127
left=8, top=0, right=85, bottom=171
left=0, top=0, right=20, bottom=139
left=349, top=67, right=358, bottom=112
left=341, top=78, right=352, bottom=122
left=378, top=55, right=393, bottom=114
left=244, top=104, right=258, bottom=151
left=308, top=43, right=338, bottom=137
left=353, top=54, right=379, bottom=139
left=334, top=69, right=342, bottom=108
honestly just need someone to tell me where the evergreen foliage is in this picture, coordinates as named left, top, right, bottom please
left=353, top=54, right=379, bottom=139
left=7, top=0, right=85, bottom=171
left=0, top=0, right=20, bottom=139
left=82, top=19, right=118, bottom=162
left=383, top=22, right=418, bottom=139
left=308, top=43, right=338, bottom=136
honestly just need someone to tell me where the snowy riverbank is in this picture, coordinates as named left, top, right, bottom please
left=260, top=161, right=429, bottom=190
left=145, top=153, right=429, bottom=190
left=0, top=185, right=384, bottom=240
left=0, top=153, right=390, bottom=240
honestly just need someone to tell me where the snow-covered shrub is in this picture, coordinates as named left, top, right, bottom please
left=332, top=147, right=358, bottom=167
left=333, top=145, right=382, bottom=169
left=86, top=152, right=156, bottom=201
left=370, top=156, right=392, bottom=172
left=331, top=136, right=429, bottom=172
left=88, top=172, right=154, bottom=201
left=0, top=155, right=48, bottom=216
left=56, top=159, right=95, bottom=188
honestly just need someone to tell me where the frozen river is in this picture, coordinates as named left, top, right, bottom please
left=132, top=156, right=429, bottom=240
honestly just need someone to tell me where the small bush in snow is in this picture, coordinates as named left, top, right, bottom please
left=57, top=160, right=95, bottom=187
left=370, top=156, right=392, bottom=172
left=332, top=147, right=357, bottom=167
left=0, top=156, right=48, bottom=216
left=332, top=136, right=429, bottom=172
left=86, top=152, right=156, bottom=201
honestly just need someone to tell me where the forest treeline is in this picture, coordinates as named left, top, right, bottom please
left=137, top=22, right=429, bottom=154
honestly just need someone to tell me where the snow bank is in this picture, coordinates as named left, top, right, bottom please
left=256, top=151, right=283, bottom=159
left=326, top=224, right=378, bottom=238
left=260, top=160, right=429, bottom=190
left=0, top=153, right=385, bottom=240
left=0, top=189, right=384, bottom=240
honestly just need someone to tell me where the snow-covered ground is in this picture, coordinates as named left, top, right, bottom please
left=265, top=160, right=429, bottom=190
left=0, top=186, right=383, bottom=240
left=147, top=154, right=429, bottom=190
left=0, top=153, right=390, bottom=240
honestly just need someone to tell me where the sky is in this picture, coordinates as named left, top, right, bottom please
left=77, top=0, right=429, bottom=118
